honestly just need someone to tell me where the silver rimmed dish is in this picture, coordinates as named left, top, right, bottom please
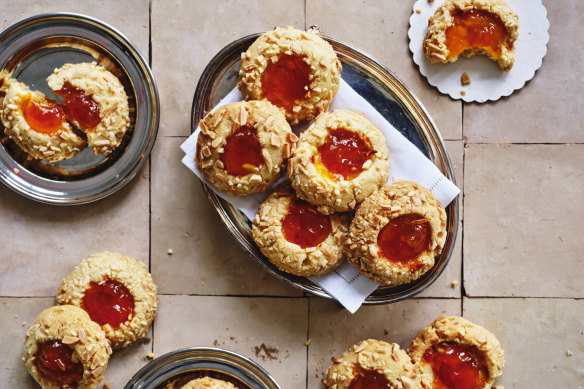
left=0, top=13, right=159, bottom=204
left=125, top=347, right=281, bottom=389
left=191, top=33, right=458, bottom=305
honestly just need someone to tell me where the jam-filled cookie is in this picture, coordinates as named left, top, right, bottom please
left=325, top=339, right=424, bottom=389
left=289, top=110, right=390, bottom=214
left=196, top=100, right=298, bottom=196
left=0, top=76, right=86, bottom=162
left=47, top=62, right=130, bottom=155
left=347, top=180, right=447, bottom=285
left=252, top=185, right=350, bottom=277
left=23, top=305, right=112, bottom=389
left=408, top=316, right=504, bottom=389
left=181, top=377, right=237, bottom=389
left=56, top=252, right=158, bottom=349
left=238, top=26, right=342, bottom=125
left=423, top=0, right=519, bottom=71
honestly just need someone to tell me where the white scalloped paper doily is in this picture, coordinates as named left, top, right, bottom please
left=408, top=0, right=549, bottom=103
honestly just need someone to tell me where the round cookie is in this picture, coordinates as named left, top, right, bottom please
left=252, top=184, right=350, bottom=277
left=47, top=62, right=130, bottom=155
left=0, top=76, right=86, bottom=162
left=408, top=316, right=504, bottom=389
left=195, top=100, right=298, bottom=196
left=325, top=339, right=424, bottom=389
left=423, top=0, right=519, bottom=71
left=238, top=26, right=342, bottom=125
left=347, top=180, right=447, bottom=285
left=289, top=110, right=390, bottom=214
left=56, top=252, right=158, bottom=349
left=23, top=305, right=111, bottom=389
left=181, top=377, right=237, bottom=389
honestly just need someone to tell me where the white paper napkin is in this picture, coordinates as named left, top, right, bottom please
left=181, top=79, right=460, bottom=313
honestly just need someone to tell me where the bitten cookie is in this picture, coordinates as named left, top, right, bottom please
left=0, top=76, right=86, bottom=162
left=57, top=252, right=158, bottom=349
left=195, top=100, right=298, bottom=196
left=252, top=185, right=350, bottom=277
left=23, top=305, right=112, bottom=389
left=289, top=110, right=390, bottom=214
left=181, top=377, right=237, bottom=389
left=47, top=62, right=131, bottom=155
left=423, top=0, right=519, bottom=71
left=408, top=316, right=504, bottom=389
left=238, top=26, right=342, bottom=124
left=347, top=180, right=447, bottom=285
left=325, top=339, right=424, bottom=389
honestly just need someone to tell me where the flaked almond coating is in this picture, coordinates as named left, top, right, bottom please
left=238, top=26, right=342, bottom=125
left=195, top=100, right=298, bottom=196
left=23, top=305, right=112, bottom=389
left=57, top=252, right=158, bottom=349
left=181, top=377, right=237, bottom=389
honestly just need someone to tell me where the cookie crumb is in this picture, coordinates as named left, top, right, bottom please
left=451, top=280, right=458, bottom=288
left=21, top=321, right=26, bottom=327
left=461, top=72, right=471, bottom=85
left=305, top=339, right=312, bottom=346
left=461, top=90, right=466, bottom=96
left=103, top=382, right=111, bottom=389
left=13, top=167, right=19, bottom=174
left=429, top=0, right=434, bottom=2
left=566, top=350, right=572, bottom=357
left=167, top=248, right=173, bottom=255
left=145, top=352, right=155, bottom=360
left=416, top=8, right=422, bottom=13
left=493, top=386, right=504, bottom=389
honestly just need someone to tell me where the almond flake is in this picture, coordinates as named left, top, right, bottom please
left=270, top=133, right=281, bottom=147
left=239, top=105, right=248, bottom=126
left=262, top=149, right=273, bottom=171
left=211, top=137, right=223, bottom=148
left=62, top=335, right=79, bottom=344
left=201, top=145, right=211, bottom=158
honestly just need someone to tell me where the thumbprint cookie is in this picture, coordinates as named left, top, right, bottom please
left=46, top=62, right=131, bottom=155
left=0, top=76, right=86, bottom=162
left=23, top=305, right=112, bottom=389
left=423, top=0, right=519, bottom=71
left=252, top=184, right=350, bottom=277
left=408, top=316, right=504, bottom=389
left=347, top=180, right=447, bottom=285
left=56, top=252, right=158, bottom=349
left=325, top=339, right=424, bottom=389
left=238, top=26, right=342, bottom=125
left=181, top=377, right=237, bottom=389
left=196, top=100, right=298, bottom=196
left=289, top=110, right=390, bottom=214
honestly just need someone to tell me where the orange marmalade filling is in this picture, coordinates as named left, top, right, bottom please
left=21, top=95, right=66, bottom=135
left=348, top=368, right=390, bottom=389
left=423, top=342, right=489, bottom=389
left=261, top=54, right=311, bottom=113
left=221, top=125, right=264, bottom=176
left=377, top=214, right=431, bottom=266
left=34, top=340, right=84, bottom=386
left=315, top=128, right=374, bottom=181
left=55, top=82, right=101, bottom=130
left=81, top=278, right=135, bottom=329
left=445, top=8, right=510, bottom=60
left=282, top=201, right=331, bottom=248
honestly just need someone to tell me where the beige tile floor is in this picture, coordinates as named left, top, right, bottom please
left=1, top=0, right=583, bottom=388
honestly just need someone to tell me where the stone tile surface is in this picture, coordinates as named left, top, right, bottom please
left=464, top=144, right=584, bottom=297
left=154, top=295, right=308, bottom=389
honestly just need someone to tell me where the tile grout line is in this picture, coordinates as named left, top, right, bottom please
left=305, top=297, right=310, bottom=389
left=460, top=99, right=465, bottom=317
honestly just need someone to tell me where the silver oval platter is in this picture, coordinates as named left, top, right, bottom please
left=191, top=33, right=459, bottom=305
left=0, top=13, right=159, bottom=204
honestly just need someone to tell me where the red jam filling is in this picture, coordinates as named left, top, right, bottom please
left=349, top=368, right=390, bottom=389
left=445, top=9, right=510, bottom=60
left=422, top=342, right=489, bottom=389
left=317, top=128, right=374, bottom=181
left=260, top=54, right=311, bottom=113
left=377, top=214, right=432, bottom=265
left=221, top=125, right=264, bottom=176
left=34, top=340, right=83, bottom=386
left=21, top=95, right=66, bottom=135
left=55, top=82, right=101, bottom=130
left=81, top=278, right=135, bottom=328
left=282, top=201, right=331, bottom=248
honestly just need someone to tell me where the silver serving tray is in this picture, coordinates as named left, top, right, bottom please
left=191, top=33, right=458, bottom=304
left=0, top=13, right=159, bottom=204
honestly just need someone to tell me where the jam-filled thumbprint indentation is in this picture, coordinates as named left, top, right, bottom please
left=82, top=278, right=135, bottom=328
left=34, top=340, right=84, bottom=386
left=21, top=96, right=66, bottom=135
left=261, top=54, right=311, bottom=112
left=317, top=128, right=374, bottom=181
left=221, top=125, right=264, bottom=176
left=423, top=342, right=489, bottom=389
left=349, top=368, right=390, bottom=389
left=282, top=201, right=332, bottom=248
left=55, top=82, right=101, bottom=130
left=377, top=214, right=432, bottom=264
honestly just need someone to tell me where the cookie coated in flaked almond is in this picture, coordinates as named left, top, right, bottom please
left=252, top=185, right=350, bottom=277
left=23, top=305, right=112, bottom=389
left=289, top=110, right=390, bottom=214
left=57, top=252, right=158, bottom=349
left=238, top=26, right=341, bottom=125
left=196, top=100, right=297, bottom=196
left=347, top=180, right=447, bottom=285
left=408, top=316, right=504, bottom=389
left=181, top=377, right=237, bottom=389
left=325, top=339, right=425, bottom=389
left=423, top=0, right=519, bottom=71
